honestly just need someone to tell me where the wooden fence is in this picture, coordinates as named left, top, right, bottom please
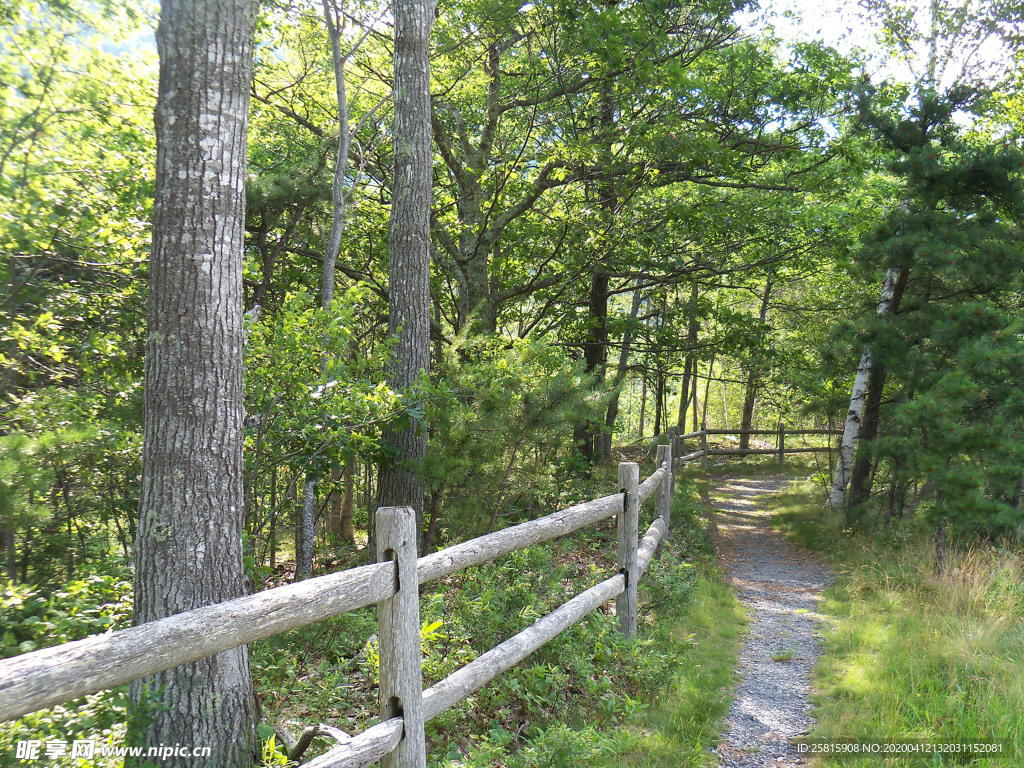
left=669, top=424, right=842, bottom=467
left=0, top=446, right=676, bottom=768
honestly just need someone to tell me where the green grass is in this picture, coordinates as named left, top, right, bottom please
left=591, top=570, right=747, bottom=768
left=769, top=480, right=1024, bottom=767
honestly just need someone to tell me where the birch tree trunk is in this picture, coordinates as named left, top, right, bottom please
left=375, top=0, right=434, bottom=542
left=847, top=267, right=910, bottom=513
left=827, top=266, right=903, bottom=511
left=130, top=0, right=257, bottom=763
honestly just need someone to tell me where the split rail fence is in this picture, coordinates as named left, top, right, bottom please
left=0, top=446, right=677, bottom=768
left=669, top=423, right=842, bottom=467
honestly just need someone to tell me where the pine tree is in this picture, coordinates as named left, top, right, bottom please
left=838, top=86, right=1024, bottom=539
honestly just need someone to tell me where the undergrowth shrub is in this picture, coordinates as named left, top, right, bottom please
left=0, top=568, right=135, bottom=766
left=1, top=569, right=133, bottom=658
left=253, top=485, right=713, bottom=766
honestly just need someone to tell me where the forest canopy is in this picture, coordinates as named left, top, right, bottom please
left=2, top=0, right=1023, bottom=580
left=1, top=0, right=1022, bottom=655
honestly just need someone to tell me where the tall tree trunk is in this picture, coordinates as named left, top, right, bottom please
left=20, top=525, right=30, bottom=583
left=297, top=476, right=316, bottom=580
left=846, top=266, right=911, bottom=520
left=422, top=484, right=444, bottom=554
left=655, top=368, right=663, bottom=436
left=827, top=266, right=907, bottom=511
left=328, top=464, right=344, bottom=539
left=376, top=0, right=434, bottom=545
left=846, top=363, right=888, bottom=513
left=0, top=480, right=15, bottom=582
left=739, top=368, right=757, bottom=448
left=701, top=354, right=715, bottom=428
left=340, top=456, right=356, bottom=543
left=654, top=366, right=664, bottom=437
left=297, top=0, right=364, bottom=578
left=129, top=0, right=257, bottom=762
left=600, top=284, right=643, bottom=460
left=3, top=527, right=15, bottom=583
left=721, top=379, right=729, bottom=431
left=677, top=357, right=692, bottom=431
left=576, top=267, right=609, bottom=463
left=678, top=282, right=699, bottom=430
left=269, top=468, right=277, bottom=570
left=319, top=0, right=351, bottom=311
left=739, top=273, right=773, bottom=449
left=934, top=517, right=947, bottom=576
left=691, top=356, right=699, bottom=432
left=638, top=373, right=647, bottom=439
left=577, top=73, right=618, bottom=464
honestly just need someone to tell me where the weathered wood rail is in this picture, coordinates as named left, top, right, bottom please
left=668, top=423, right=841, bottom=468
left=0, top=446, right=676, bottom=768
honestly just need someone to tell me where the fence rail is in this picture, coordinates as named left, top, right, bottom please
left=668, top=424, right=841, bottom=468
left=0, top=446, right=676, bottom=768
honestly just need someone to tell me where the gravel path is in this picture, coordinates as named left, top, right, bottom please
left=710, top=476, right=833, bottom=768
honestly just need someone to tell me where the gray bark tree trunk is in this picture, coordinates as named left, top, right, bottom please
left=298, top=476, right=317, bottom=580
left=129, top=0, right=257, bottom=763
left=319, top=0, right=352, bottom=311
left=375, top=0, right=434, bottom=544
left=297, top=0, right=365, bottom=578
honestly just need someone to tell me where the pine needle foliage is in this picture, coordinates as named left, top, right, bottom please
left=840, top=86, right=1024, bottom=537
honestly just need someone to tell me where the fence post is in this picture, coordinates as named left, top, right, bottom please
left=778, top=423, right=786, bottom=465
left=700, top=422, right=708, bottom=467
left=656, top=444, right=672, bottom=559
left=377, top=506, right=427, bottom=768
left=616, top=462, right=639, bottom=639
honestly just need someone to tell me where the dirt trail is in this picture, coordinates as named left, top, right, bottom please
left=709, top=476, right=833, bottom=768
